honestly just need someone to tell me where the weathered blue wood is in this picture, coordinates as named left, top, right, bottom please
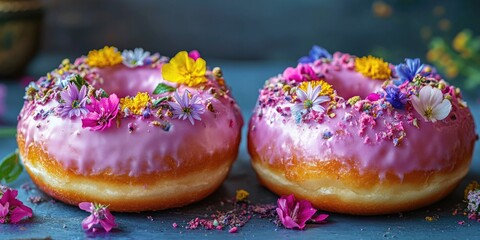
left=1, top=61, right=479, bottom=239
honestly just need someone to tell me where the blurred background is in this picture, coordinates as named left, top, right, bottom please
left=0, top=0, right=480, bottom=124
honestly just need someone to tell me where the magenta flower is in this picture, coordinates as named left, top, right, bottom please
left=168, top=90, right=205, bottom=125
left=57, top=83, right=88, bottom=119
left=276, top=194, right=328, bottom=230
left=81, top=94, right=120, bottom=131
left=282, top=64, right=317, bottom=82
left=0, top=187, right=33, bottom=224
left=79, top=202, right=117, bottom=232
left=188, top=50, right=201, bottom=61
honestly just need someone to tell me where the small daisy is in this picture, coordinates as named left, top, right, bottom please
left=292, top=83, right=330, bottom=115
left=168, top=90, right=205, bottom=125
left=411, top=85, right=451, bottom=122
left=122, top=48, right=151, bottom=68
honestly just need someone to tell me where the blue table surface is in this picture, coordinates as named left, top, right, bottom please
left=1, top=55, right=480, bottom=239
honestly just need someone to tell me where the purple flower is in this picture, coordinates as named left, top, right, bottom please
left=276, top=194, right=328, bottom=230
left=79, top=202, right=117, bottom=232
left=292, top=83, right=330, bottom=116
left=385, top=86, right=408, bottom=109
left=81, top=94, right=120, bottom=131
left=0, top=187, right=33, bottom=224
left=57, top=83, right=88, bottom=119
left=122, top=48, right=151, bottom=68
left=168, top=90, right=205, bottom=125
left=395, top=58, right=424, bottom=83
left=298, top=45, right=332, bottom=63
left=283, top=64, right=317, bottom=82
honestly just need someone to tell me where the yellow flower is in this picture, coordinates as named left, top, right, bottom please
left=162, top=51, right=207, bottom=87
left=235, top=189, right=249, bottom=202
left=298, top=80, right=334, bottom=99
left=86, top=46, right=123, bottom=68
left=120, top=92, right=150, bottom=115
left=465, top=181, right=479, bottom=199
left=355, top=55, right=392, bottom=80
left=452, top=31, right=469, bottom=53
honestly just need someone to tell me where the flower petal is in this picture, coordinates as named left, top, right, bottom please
left=79, top=202, right=93, bottom=212
left=296, top=88, right=308, bottom=102
left=312, top=214, right=329, bottom=223
left=432, top=99, right=452, bottom=121
left=295, top=200, right=317, bottom=226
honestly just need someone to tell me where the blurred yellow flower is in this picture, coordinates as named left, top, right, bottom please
left=162, top=51, right=207, bottom=87
left=86, top=46, right=123, bottom=68
left=355, top=55, right=391, bottom=80
left=120, top=92, right=150, bottom=115
left=235, top=189, right=249, bottom=202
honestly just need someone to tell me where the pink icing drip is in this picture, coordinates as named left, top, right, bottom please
left=18, top=66, right=243, bottom=176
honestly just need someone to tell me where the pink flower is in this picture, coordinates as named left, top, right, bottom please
left=188, top=50, right=201, bottom=61
left=366, top=93, right=381, bottom=101
left=276, top=194, right=328, bottom=230
left=0, top=187, right=33, bottom=224
left=283, top=64, right=317, bottom=82
left=81, top=94, right=120, bottom=131
left=79, top=202, right=117, bottom=232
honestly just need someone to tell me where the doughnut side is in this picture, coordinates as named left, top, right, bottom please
left=249, top=143, right=473, bottom=215
left=18, top=134, right=240, bottom=212
left=252, top=158, right=470, bottom=215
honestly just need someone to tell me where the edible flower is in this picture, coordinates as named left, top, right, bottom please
left=283, top=64, right=317, bottom=82
left=298, top=45, right=332, bottom=63
left=168, top=89, right=205, bottom=125
left=81, top=94, right=120, bottom=131
left=235, top=189, right=250, bottom=202
left=122, top=48, right=151, bottom=68
left=188, top=50, right=201, bottom=61
left=298, top=80, right=334, bottom=100
left=395, top=58, right=424, bottom=83
left=466, top=189, right=480, bottom=221
left=354, top=55, right=391, bottom=80
left=79, top=202, right=117, bottom=232
left=162, top=51, right=207, bottom=87
left=276, top=194, right=328, bottom=230
left=86, top=46, right=123, bottom=68
left=385, top=86, right=407, bottom=109
left=120, top=92, right=151, bottom=115
left=292, top=82, right=330, bottom=115
left=411, top=85, right=451, bottom=122
left=366, top=93, right=381, bottom=101
left=0, top=186, right=33, bottom=224
left=57, top=83, right=88, bottom=119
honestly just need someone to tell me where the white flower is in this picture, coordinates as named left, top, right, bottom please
left=122, top=48, right=151, bottom=68
left=292, top=83, right=330, bottom=115
left=411, top=85, right=451, bottom=122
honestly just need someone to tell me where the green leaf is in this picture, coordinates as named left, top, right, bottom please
left=0, top=150, right=23, bottom=183
left=153, top=83, right=175, bottom=95
left=152, top=96, right=169, bottom=108
left=71, top=74, right=87, bottom=89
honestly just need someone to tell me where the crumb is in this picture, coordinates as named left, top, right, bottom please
left=172, top=222, right=178, bottom=228
left=147, top=216, right=154, bottom=221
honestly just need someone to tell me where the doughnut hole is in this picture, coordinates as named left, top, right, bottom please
left=94, top=65, right=163, bottom=98
left=325, top=69, right=384, bottom=99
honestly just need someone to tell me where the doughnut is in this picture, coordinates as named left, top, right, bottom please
left=248, top=46, right=476, bottom=215
left=17, top=47, right=243, bottom=212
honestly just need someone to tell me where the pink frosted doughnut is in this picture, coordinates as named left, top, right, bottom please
left=248, top=46, right=476, bottom=215
left=17, top=47, right=243, bottom=212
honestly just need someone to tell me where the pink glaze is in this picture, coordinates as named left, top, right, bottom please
left=18, top=65, right=243, bottom=176
left=248, top=54, right=476, bottom=180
